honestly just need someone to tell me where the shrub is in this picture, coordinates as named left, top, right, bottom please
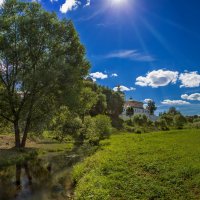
left=135, top=128, right=142, bottom=134
left=94, top=115, right=112, bottom=139
left=81, top=116, right=100, bottom=145
left=191, top=122, right=200, bottom=129
left=124, top=124, right=135, bottom=132
left=155, top=119, right=169, bottom=131
left=173, top=114, right=187, bottom=129
left=80, top=115, right=112, bottom=145
left=50, top=106, right=82, bottom=142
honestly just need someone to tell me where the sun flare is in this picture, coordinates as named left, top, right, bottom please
left=110, top=0, right=129, bottom=8
left=112, top=0, right=124, bottom=4
left=113, top=0, right=123, bottom=3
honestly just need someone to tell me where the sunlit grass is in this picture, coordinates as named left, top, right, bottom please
left=73, top=129, right=200, bottom=199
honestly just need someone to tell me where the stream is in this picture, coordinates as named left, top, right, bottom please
left=0, top=146, right=89, bottom=200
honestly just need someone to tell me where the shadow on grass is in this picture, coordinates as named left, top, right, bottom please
left=0, top=148, right=37, bottom=168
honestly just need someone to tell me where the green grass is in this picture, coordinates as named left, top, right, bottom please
left=73, top=129, right=200, bottom=200
left=0, top=133, right=74, bottom=167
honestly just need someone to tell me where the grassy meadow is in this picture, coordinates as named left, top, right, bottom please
left=73, top=129, right=200, bottom=200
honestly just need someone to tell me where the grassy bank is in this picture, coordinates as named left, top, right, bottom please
left=0, top=134, right=73, bottom=168
left=73, top=129, right=200, bottom=200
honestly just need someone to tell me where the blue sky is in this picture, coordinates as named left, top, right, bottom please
left=28, top=0, right=200, bottom=115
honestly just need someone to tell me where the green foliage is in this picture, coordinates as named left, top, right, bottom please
left=80, top=115, right=112, bottom=145
left=102, top=87, right=124, bottom=117
left=73, top=129, right=200, bottom=199
left=155, top=119, right=169, bottom=131
left=146, top=100, right=157, bottom=115
left=191, top=122, right=200, bottom=129
left=132, top=114, right=151, bottom=128
left=159, top=107, right=187, bottom=129
left=173, top=114, right=187, bottom=129
left=94, top=115, right=112, bottom=139
left=126, top=106, right=134, bottom=118
left=81, top=116, right=100, bottom=145
left=50, top=106, right=82, bottom=142
left=0, top=0, right=89, bottom=147
left=77, top=87, right=98, bottom=119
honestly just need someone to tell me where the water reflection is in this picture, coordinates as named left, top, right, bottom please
left=15, top=163, right=32, bottom=186
left=0, top=152, right=81, bottom=200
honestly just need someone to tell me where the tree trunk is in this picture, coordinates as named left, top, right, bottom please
left=14, top=121, right=21, bottom=148
left=21, top=116, right=31, bottom=148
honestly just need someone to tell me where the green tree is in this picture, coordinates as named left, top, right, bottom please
left=101, top=87, right=124, bottom=128
left=126, top=107, right=134, bottom=118
left=146, top=100, right=157, bottom=115
left=133, top=114, right=148, bottom=127
left=168, top=107, right=181, bottom=115
left=83, top=81, right=107, bottom=116
left=102, top=87, right=124, bottom=117
left=155, top=119, right=169, bottom=131
left=0, top=0, right=89, bottom=148
left=77, top=87, right=98, bottom=120
left=50, top=106, right=82, bottom=142
left=173, top=114, right=186, bottom=129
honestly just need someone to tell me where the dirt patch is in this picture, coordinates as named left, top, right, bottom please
left=0, top=135, right=37, bottom=150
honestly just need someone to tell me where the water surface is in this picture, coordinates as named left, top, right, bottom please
left=0, top=149, right=83, bottom=200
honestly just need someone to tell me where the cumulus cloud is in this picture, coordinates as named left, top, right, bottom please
left=60, top=0, right=81, bottom=13
left=105, top=50, right=154, bottom=62
left=181, top=93, right=200, bottom=101
left=135, top=70, right=179, bottom=88
left=161, top=99, right=190, bottom=105
left=144, top=99, right=153, bottom=103
left=113, top=86, right=136, bottom=92
left=111, top=73, right=118, bottom=77
left=60, top=0, right=91, bottom=13
left=89, top=72, right=108, bottom=81
left=179, top=71, right=200, bottom=88
left=84, top=0, right=90, bottom=7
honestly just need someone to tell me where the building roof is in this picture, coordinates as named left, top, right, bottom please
left=124, top=99, right=144, bottom=109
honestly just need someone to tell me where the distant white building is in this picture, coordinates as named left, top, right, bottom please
left=120, top=98, right=158, bottom=121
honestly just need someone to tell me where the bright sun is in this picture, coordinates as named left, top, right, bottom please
left=112, top=0, right=124, bottom=4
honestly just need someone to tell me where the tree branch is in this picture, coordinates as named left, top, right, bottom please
left=0, top=113, right=14, bottom=123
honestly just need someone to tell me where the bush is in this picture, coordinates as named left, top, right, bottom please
left=191, top=122, right=200, bottom=129
left=81, top=115, right=112, bottom=145
left=124, top=124, right=135, bottom=133
left=81, top=116, right=100, bottom=145
left=133, top=114, right=148, bottom=127
left=135, top=128, right=142, bottom=134
left=94, top=115, right=112, bottom=139
left=173, top=114, right=187, bottom=129
left=50, top=106, right=82, bottom=142
left=155, top=119, right=169, bottom=131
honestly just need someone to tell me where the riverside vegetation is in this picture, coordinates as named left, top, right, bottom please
left=0, top=1, right=200, bottom=200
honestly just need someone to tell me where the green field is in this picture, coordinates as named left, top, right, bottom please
left=73, top=129, right=200, bottom=200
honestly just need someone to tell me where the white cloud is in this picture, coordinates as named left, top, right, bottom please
left=161, top=99, right=190, bottom=105
left=181, top=93, right=200, bottom=101
left=84, top=0, right=90, bottom=7
left=144, top=99, right=153, bottom=103
left=89, top=72, right=108, bottom=81
left=60, top=0, right=81, bottom=13
left=113, top=86, right=136, bottom=92
left=105, top=50, right=154, bottom=62
left=111, top=73, right=118, bottom=77
left=135, top=69, right=179, bottom=88
left=0, top=0, right=4, bottom=7
left=179, top=71, right=200, bottom=88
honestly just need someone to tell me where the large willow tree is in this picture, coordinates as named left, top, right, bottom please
left=0, top=0, right=90, bottom=148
